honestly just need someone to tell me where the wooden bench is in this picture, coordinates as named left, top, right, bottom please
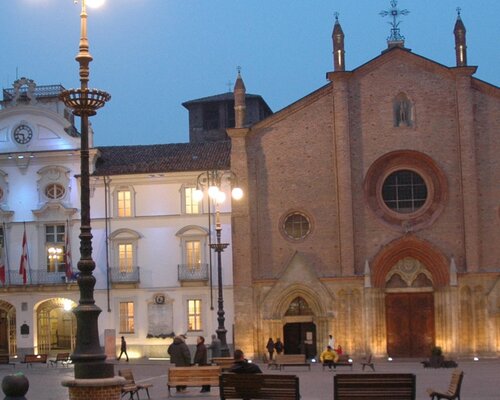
left=49, top=352, right=71, bottom=367
left=220, top=373, right=300, bottom=400
left=20, top=354, right=48, bottom=367
left=167, top=365, right=220, bottom=396
left=275, top=354, right=310, bottom=370
left=334, top=373, right=416, bottom=400
left=323, top=354, right=353, bottom=371
left=0, top=355, right=15, bottom=368
left=211, top=357, right=235, bottom=371
left=427, top=369, right=464, bottom=400
left=119, top=368, right=153, bottom=399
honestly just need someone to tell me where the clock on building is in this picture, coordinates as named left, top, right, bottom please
left=13, top=124, right=33, bottom=144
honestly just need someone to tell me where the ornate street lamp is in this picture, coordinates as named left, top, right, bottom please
left=194, top=170, right=243, bottom=357
left=60, top=0, right=112, bottom=379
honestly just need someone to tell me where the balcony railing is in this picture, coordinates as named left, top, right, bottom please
left=178, top=264, right=209, bottom=282
left=109, top=267, right=140, bottom=283
left=1, top=270, right=76, bottom=286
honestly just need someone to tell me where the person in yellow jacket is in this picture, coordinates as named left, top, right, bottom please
left=320, top=345, right=339, bottom=370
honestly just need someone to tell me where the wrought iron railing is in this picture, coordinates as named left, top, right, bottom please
left=3, top=84, right=66, bottom=100
left=1, top=270, right=76, bottom=286
left=109, top=267, right=140, bottom=283
left=178, top=264, right=209, bottom=281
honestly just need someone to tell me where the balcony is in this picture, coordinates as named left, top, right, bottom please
left=178, top=264, right=209, bottom=282
left=109, top=267, right=140, bottom=284
left=1, top=270, right=76, bottom=286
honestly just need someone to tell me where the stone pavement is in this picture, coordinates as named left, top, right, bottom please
left=0, top=357, right=498, bottom=399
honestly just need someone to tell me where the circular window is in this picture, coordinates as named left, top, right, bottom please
left=45, top=183, right=65, bottom=200
left=382, top=170, right=428, bottom=214
left=364, top=151, right=448, bottom=232
left=282, top=212, right=311, bottom=240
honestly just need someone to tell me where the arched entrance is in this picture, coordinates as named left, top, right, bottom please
left=371, top=236, right=448, bottom=358
left=0, top=300, right=16, bottom=355
left=282, top=297, right=317, bottom=359
left=35, top=298, right=76, bottom=354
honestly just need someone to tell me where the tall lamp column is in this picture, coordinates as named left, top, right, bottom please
left=194, top=171, right=243, bottom=357
left=60, top=0, right=112, bottom=379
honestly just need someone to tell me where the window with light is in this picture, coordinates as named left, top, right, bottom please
left=119, top=301, right=135, bottom=334
left=46, top=225, right=66, bottom=272
left=118, top=243, right=134, bottom=273
left=185, top=240, right=201, bottom=268
left=187, top=299, right=202, bottom=331
left=117, top=190, right=132, bottom=217
left=184, top=187, right=200, bottom=214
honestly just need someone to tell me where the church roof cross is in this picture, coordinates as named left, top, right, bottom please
left=379, top=0, right=410, bottom=42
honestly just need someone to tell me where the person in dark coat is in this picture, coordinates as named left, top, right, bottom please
left=193, top=336, right=211, bottom=393
left=117, top=336, right=129, bottom=362
left=168, top=335, right=191, bottom=392
left=207, top=333, right=221, bottom=358
left=266, top=338, right=275, bottom=361
left=274, top=338, right=284, bottom=355
left=229, top=349, right=262, bottom=373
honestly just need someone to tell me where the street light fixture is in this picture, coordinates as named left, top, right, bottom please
left=60, top=0, right=112, bottom=379
left=195, top=170, right=242, bottom=357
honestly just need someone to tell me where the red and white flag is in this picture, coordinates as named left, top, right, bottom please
left=64, top=224, right=73, bottom=279
left=0, top=246, right=5, bottom=285
left=19, top=228, right=28, bottom=285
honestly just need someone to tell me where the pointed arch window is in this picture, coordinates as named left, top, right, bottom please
left=393, top=93, right=413, bottom=127
left=285, top=296, right=314, bottom=316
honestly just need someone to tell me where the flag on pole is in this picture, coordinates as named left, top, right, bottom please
left=64, top=222, right=73, bottom=279
left=0, top=246, right=5, bottom=285
left=19, top=227, right=28, bottom=285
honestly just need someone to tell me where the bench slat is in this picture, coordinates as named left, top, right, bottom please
left=334, top=373, right=416, bottom=400
left=220, top=373, right=300, bottom=400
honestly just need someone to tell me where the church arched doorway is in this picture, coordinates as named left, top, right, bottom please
left=384, top=258, right=435, bottom=357
left=0, top=300, right=16, bottom=355
left=282, top=296, right=317, bottom=359
left=35, top=298, right=76, bottom=354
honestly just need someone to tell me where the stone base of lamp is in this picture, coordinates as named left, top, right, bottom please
left=62, top=376, right=125, bottom=400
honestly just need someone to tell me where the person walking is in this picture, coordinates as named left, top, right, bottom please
left=328, top=334, right=335, bottom=349
left=274, top=338, right=283, bottom=355
left=229, top=349, right=262, bottom=373
left=168, top=335, right=191, bottom=393
left=265, top=338, right=275, bottom=361
left=193, top=336, right=211, bottom=393
left=207, top=333, right=221, bottom=358
left=117, top=336, right=129, bottom=362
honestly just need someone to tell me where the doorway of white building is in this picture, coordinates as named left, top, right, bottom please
left=36, top=298, right=76, bottom=354
left=0, top=300, right=16, bottom=355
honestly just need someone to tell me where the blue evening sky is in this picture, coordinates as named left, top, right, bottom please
left=1, top=0, right=499, bottom=146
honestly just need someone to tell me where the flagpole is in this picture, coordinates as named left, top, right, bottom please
left=24, top=222, right=32, bottom=284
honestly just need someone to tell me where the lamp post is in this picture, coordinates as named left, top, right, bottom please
left=60, top=0, right=113, bottom=379
left=194, top=171, right=243, bottom=357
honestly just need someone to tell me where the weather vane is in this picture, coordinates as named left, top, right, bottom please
left=379, top=0, right=410, bottom=42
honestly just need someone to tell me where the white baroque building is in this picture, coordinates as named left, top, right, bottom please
left=0, top=77, right=270, bottom=358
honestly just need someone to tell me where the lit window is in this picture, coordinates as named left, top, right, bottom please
left=46, top=225, right=66, bottom=272
left=119, top=302, right=134, bottom=333
left=187, top=299, right=202, bottom=331
left=45, top=183, right=65, bottom=200
left=184, top=187, right=200, bottom=214
left=117, top=190, right=132, bottom=217
left=118, top=243, right=133, bottom=273
left=185, top=240, right=201, bottom=268
left=382, top=170, right=427, bottom=213
left=283, top=212, right=311, bottom=240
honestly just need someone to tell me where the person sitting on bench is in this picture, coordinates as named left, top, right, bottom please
left=320, top=345, right=339, bottom=370
left=229, top=349, right=262, bottom=374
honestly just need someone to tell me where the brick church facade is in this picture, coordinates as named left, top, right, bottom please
left=228, top=13, right=499, bottom=359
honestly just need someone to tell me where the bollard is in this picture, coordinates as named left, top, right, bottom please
left=1, top=372, right=29, bottom=400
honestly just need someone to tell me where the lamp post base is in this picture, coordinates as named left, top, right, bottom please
left=62, top=376, right=125, bottom=400
left=74, top=362, right=115, bottom=379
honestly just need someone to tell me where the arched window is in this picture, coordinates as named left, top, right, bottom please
left=285, top=297, right=314, bottom=316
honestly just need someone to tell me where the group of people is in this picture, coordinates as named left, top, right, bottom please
left=265, top=337, right=284, bottom=361
left=320, top=334, right=343, bottom=370
left=168, top=334, right=261, bottom=394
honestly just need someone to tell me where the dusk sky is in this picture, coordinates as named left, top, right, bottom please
left=1, top=1, right=499, bottom=146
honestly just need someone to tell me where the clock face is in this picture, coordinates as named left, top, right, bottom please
left=13, top=124, right=33, bottom=144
